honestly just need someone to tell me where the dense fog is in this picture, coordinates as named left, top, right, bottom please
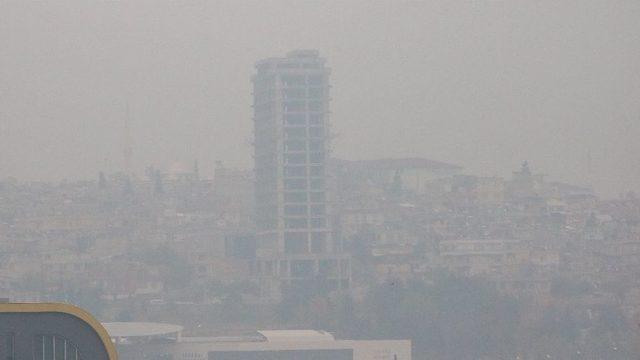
left=1, top=2, right=639, bottom=360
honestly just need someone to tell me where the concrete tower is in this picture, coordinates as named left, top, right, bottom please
left=252, top=50, right=350, bottom=299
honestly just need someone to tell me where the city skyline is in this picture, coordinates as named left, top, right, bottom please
left=2, top=2, right=640, bottom=359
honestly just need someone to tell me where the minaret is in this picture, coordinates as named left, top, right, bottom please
left=586, top=147, right=593, bottom=189
left=123, top=103, right=133, bottom=177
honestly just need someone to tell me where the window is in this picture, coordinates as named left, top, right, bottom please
left=279, top=260, right=288, bottom=276
left=310, top=218, right=326, bottom=228
left=285, top=234, right=308, bottom=254
left=309, top=140, right=324, bottom=152
left=284, top=205, right=307, bottom=216
left=310, top=204, right=325, bottom=216
left=285, top=179, right=306, bottom=190
left=312, top=232, right=327, bottom=241
left=285, top=153, right=305, bottom=164
left=309, top=114, right=323, bottom=126
left=284, top=192, right=307, bottom=203
left=281, top=75, right=305, bottom=86
left=284, top=140, right=306, bottom=152
left=311, top=235, right=326, bottom=254
left=34, top=335, right=81, bottom=360
left=257, top=212, right=277, bottom=230
left=284, top=166, right=306, bottom=177
left=283, top=88, right=305, bottom=99
left=253, top=93, right=272, bottom=104
left=285, top=128, right=306, bottom=139
left=285, top=232, right=307, bottom=243
left=277, top=62, right=299, bottom=69
left=264, top=261, right=274, bottom=276
left=308, top=101, right=323, bottom=111
left=285, top=218, right=308, bottom=229
left=283, top=101, right=305, bottom=112
left=259, top=233, right=277, bottom=250
left=310, top=192, right=325, bottom=202
left=254, top=102, right=273, bottom=114
left=310, top=179, right=325, bottom=190
left=0, top=334, right=13, bottom=360
left=319, top=259, right=338, bottom=277
left=284, top=114, right=305, bottom=125
left=307, top=75, right=323, bottom=85
left=291, top=260, right=315, bottom=277
left=310, top=166, right=324, bottom=177
left=341, top=261, right=350, bottom=275
left=309, top=153, right=324, bottom=164
left=308, top=87, right=323, bottom=98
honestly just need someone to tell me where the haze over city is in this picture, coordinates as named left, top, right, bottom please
left=1, top=1, right=638, bottom=197
left=2, top=2, right=640, bottom=360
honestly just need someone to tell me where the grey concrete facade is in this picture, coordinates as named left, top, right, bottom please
left=252, top=50, right=350, bottom=298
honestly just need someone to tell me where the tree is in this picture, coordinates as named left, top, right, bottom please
left=136, top=246, right=193, bottom=291
left=276, top=275, right=332, bottom=324
left=98, top=171, right=107, bottom=189
left=363, top=274, right=520, bottom=360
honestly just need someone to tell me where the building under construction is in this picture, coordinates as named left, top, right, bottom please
left=252, top=50, right=350, bottom=299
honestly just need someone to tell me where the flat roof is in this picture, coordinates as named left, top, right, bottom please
left=257, top=330, right=335, bottom=342
left=103, top=322, right=183, bottom=338
left=335, top=157, right=462, bottom=171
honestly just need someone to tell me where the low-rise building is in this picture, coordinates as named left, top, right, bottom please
left=106, top=324, right=411, bottom=360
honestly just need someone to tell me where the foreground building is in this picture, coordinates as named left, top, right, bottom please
left=0, top=302, right=117, bottom=360
left=106, top=323, right=410, bottom=360
left=252, top=50, right=350, bottom=298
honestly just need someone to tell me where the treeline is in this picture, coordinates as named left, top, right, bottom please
left=276, top=273, right=636, bottom=360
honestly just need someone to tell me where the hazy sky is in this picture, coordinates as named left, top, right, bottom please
left=1, top=1, right=639, bottom=197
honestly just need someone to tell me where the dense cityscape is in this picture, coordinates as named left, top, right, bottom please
left=1, top=50, right=639, bottom=359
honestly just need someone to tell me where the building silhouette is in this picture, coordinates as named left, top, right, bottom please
left=252, top=50, right=350, bottom=299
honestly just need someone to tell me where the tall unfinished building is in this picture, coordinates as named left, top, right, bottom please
left=252, top=50, right=350, bottom=299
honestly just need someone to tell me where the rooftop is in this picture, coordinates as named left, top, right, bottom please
left=335, top=157, right=462, bottom=171
left=103, top=324, right=337, bottom=344
left=286, top=49, right=320, bottom=58
left=103, top=322, right=183, bottom=338
left=255, top=49, right=326, bottom=69
left=257, top=330, right=335, bottom=342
